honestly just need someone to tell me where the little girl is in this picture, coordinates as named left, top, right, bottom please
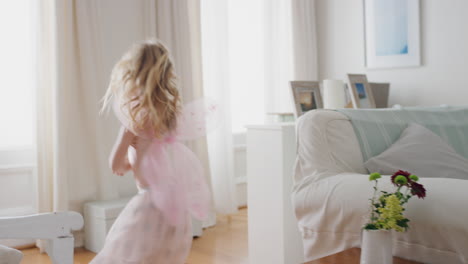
left=90, top=40, right=211, bottom=264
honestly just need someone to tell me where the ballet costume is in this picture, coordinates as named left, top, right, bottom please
left=90, top=99, right=217, bottom=264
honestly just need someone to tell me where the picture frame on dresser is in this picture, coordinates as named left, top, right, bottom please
left=347, top=74, right=376, bottom=109
left=290, top=81, right=323, bottom=118
left=369, top=82, right=390, bottom=108
left=344, top=82, right=390, bottom=108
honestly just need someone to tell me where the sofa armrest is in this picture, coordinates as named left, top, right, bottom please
left=295, top=110, right=367, bottom=185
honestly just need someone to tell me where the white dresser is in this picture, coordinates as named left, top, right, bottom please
left=246, top=123, right=304, bottom=264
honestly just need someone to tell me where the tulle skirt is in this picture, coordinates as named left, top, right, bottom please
left=89, top=189, right=192, bottom=264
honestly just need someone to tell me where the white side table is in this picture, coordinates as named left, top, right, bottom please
left=246, top=123, right=304, bottom=264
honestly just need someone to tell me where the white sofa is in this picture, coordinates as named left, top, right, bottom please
left=292, top=109, right=468, bottom=264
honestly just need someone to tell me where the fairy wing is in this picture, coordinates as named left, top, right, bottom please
left=175, top=98, right=221, bottom=141
left=114, top=97, right=220, bottom=140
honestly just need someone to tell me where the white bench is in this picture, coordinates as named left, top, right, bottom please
left=0, top=211, right=83, bottom=264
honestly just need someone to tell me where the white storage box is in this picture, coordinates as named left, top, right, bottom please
left=84, top=196, right=203, bottom=253
left=84, top=197, right=132, bottom=253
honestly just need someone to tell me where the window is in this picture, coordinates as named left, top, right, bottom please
left=201, top=0, right=294, bottom=133
left=0, top=0, right=35, bottom=150
left=227, top=0, right=266, bottom=133
left=0, top=0, right=36, bottom=217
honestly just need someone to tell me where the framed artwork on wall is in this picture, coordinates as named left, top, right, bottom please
left=290, top=81, right=323, bottom=118
left=347, top=74, right=376, bottom=109
left=364, top=0, right=421, bottom=69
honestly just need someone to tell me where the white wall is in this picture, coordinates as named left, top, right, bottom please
left=316, top=0, right=468, bottom=106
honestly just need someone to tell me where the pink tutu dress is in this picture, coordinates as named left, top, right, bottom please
left=90, top=99, right=217, bottom=264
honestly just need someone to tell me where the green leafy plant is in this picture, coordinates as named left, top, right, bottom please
left=364, top=170, right=426, bottom=232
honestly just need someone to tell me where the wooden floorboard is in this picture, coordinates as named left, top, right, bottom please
left=306, top=248, right=421, bottom=264
left=21, top=209, right=248, bottom=264
left=21, top=208, right=419, bottom=264
left=186, top=209, right=248, bottom=264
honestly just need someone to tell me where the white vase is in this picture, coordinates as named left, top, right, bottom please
left=360, top=230, right=393, bottom=264
left=323, top=79, right=346, bottom=109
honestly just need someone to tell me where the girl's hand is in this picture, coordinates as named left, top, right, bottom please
left=113, top=157, right=132, bottom=176
left=109, top=126, right=135, bottom=176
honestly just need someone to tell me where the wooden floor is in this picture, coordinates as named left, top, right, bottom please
left=306, top=248, right=421, bottom=264
left=186, top=209, right=248, bottom=264
left=21, top=208, right=419, bottom=264
left=21, top=209, right=248, bottom=264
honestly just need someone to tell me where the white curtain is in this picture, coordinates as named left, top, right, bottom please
left=155, top=0, right=216, bottom=225
left=201, top=0, right=239, bottom=215
left=291, top=0, right=318, bottom=80
left=36, top=0, right=113, bottom=216
left=264, top=0, right=319, bottom=113
left=199, top=0, right=318, bottom=214
left=263, top=0, right=295, bottom=113
left=36, top=0, right=212, bottom=246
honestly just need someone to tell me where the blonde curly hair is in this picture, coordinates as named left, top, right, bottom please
left=102, top=40, right=181, bottom=138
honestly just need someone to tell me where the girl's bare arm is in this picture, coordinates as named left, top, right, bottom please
left=109, top=126, right=135, bottom=176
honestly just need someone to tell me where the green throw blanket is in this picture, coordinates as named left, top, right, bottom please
left=336, top=107, right=468, bottom=161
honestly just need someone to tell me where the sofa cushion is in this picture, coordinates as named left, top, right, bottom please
left=365, top=123, right=468, bottom=180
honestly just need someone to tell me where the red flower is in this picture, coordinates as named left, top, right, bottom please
left=410, top=181, right=427, bottom=199
left=391, top=170, right=412, bottom=186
